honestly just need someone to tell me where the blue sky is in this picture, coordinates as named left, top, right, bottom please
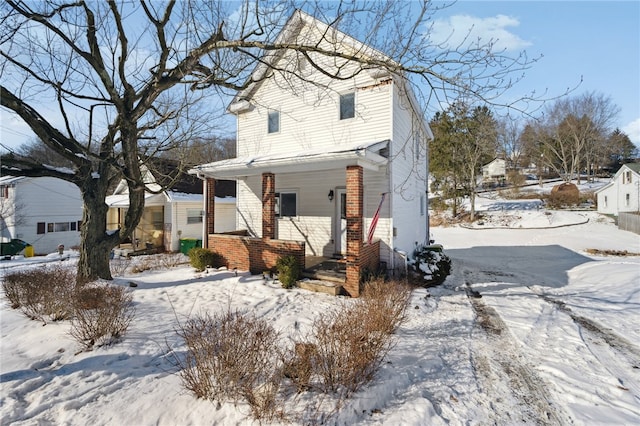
left=430, top=0, right=640, bottom=144
left=1, top=1, right=638, bottom=149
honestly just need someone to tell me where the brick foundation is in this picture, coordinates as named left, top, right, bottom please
left=208, top=233, right=304, bottom=275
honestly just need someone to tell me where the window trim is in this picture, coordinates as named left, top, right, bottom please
left=339, top=92, right=355, bottom=120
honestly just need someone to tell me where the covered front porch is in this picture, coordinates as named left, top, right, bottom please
left=106, top=193, right=166, bottom=255
left=192, top=141, right=389, bottom=297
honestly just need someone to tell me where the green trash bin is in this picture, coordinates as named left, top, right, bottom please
left=180, top=238, right=201, bottom=255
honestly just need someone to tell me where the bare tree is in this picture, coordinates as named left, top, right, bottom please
left=1, top=1, right=544, bottom=281
left=528, top=92, right=619, bottom=183
left=497, top=116, right=526, bottom=171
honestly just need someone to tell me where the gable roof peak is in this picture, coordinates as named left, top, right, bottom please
left=228, top=8, right=395, bottom=113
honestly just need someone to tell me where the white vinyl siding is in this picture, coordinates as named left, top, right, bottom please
left=235, top=54, right=392, bottom=159
left=3, top=177, right=82, bottom=254
left=390, top=82, right=429, bottom=257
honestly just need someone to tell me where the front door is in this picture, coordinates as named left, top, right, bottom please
left=335, top=188, right=347, bottom=256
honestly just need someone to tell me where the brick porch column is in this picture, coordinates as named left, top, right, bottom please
left=205, top=178, right=216, bottom=245
left=262, top=172, right=276, bottom=239
left=345, top=165, right=363, bottom=297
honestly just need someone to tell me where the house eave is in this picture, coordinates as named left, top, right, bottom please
left=190, top=141, right=389, bottom=180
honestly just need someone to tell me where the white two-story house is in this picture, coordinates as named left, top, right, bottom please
left=191, top=10, right=432, bottom=296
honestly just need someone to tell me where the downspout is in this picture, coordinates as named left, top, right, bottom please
left=388, top=74, right=395, bottom=273
left=200, top=173, right=208, bottom=249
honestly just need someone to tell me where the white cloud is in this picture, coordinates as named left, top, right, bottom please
left=430, top=14, right=531, bottom=52
left=622, top=117, right=640, bottom=146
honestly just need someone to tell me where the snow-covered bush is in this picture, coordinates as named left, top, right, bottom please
left=408, top=244, right=451, bottom=286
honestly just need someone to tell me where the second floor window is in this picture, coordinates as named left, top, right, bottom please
left=340, top=92, right=355, bottom=120
left=268, top=110, right=280, bottom=133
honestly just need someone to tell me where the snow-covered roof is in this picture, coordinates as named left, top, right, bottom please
left=0, top=175, right=25, bottom=185
left=105, top=192, right=166, bottom=208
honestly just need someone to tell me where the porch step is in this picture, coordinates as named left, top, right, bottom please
left=301, top=270, right=346, bottom=284
left=297, top=279, right=342, bottom=296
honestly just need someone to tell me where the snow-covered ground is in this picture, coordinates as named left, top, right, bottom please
left=1, top=185, right=639, bottom=425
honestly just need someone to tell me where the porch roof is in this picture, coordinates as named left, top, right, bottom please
left=190, top=140, right=389, bottom=180
left=105, top=192, right=166, bottom=208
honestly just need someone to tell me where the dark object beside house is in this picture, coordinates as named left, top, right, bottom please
left=1, top=239, right=31, bottom=258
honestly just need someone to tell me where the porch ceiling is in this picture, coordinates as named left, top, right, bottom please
left=190, top=140, right=389, bottom=180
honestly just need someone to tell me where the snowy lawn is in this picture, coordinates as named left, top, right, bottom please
left=2, top=190, right=639, bottom=425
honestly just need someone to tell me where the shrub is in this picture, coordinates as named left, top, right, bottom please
left=283, top=342, right=317, bottom=393
left=188, top=248, right=226, bottom=272
left=311, top=278, right=411, bottom=396
left=409, top=244, right=451, bottom=287
left=546, top=182, right=580, bottom=208
left=507, top=170, right=526, bottom=187
left=110, top=256, right=131, bottom=277
left=159, top=252, right=188, bottom=269
left=69, top=283, right=135, bottom=350
left=174, top=309, right=284, bottom=420
left=2, top=265, right=76, bottom=323
left=276, top=255, right=300, bottom=289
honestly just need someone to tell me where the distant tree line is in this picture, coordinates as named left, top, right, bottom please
left=429, top=91, right=638, bottom=217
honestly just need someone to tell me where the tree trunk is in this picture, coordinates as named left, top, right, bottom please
left=77, top=188, right=117, bottom=283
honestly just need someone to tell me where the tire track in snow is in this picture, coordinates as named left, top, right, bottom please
left=532, top=291, right=640, bottom=409
left=464, top=279, right=570, bottom=425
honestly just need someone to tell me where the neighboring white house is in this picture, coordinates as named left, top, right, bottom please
left=595, top=163, right=640, bottom=215
left=482, top=158, right=506, bottom=186
left=106, top=165, right=236, bottom=253
left=0, top=175, right=82, bottom=254
left=191, top=10, right=433, bottom=295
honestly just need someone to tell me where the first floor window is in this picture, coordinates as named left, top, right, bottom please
left=41, top=221, right=80, bottom=233
left=625, top=193, right=630, bottom=206
left=420, top=194, right=425, bottom=216
left=275, top=191, right=297, bottom=217
left=187, top=209, right=203, bottom=224
left=603, top=196, right=608, bottom=208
